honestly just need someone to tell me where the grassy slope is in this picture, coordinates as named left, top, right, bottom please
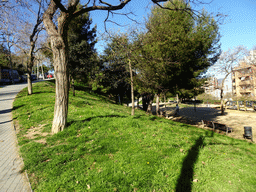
left=13, top=81, right=256, bottom=192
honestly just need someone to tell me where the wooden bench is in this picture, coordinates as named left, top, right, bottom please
left=202, top=120, right=233, bottom=135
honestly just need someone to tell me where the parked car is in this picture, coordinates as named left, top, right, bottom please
left=39, top=74, right=44, bottom=79
left=0, top=69, right=20, bottom=84
left=31, top=74, right=37, bottom=81
left=47, top=74, right=53, bottom=78
left=20, top=75, right=27, bottom=82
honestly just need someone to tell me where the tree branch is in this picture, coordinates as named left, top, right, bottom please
left=52, top=0, right=68, bottom=13
left=43, top=0, right=59, bottom=38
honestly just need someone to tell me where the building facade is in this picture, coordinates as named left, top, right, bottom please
left=203, top=77, right=230, bottom=99
left=232, top=60, right=256, bottom=99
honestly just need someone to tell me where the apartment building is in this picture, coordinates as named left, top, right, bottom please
left=232, top=60, right=256, bottom=99
left=203, top=77, right=218, bottom=93
left=203, top=77, right=230, bottom=99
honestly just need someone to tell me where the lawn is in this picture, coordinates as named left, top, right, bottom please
left=13, top=81, right=256, bottom=192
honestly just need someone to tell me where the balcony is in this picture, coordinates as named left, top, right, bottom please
left=239, top=89, right=252, bottom=93
left=239, top=80, right=252, bottom=86
left=237, top=73, right=251, bottom=77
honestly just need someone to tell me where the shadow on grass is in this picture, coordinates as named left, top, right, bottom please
left=74, top=85, right=116, bottom=103
left=149, top=116, right=157, bottom=121
left=32, top=91, right=55, bottom=94
left=67, top=115, right=127, bottom=126
left=132, top=115, right=143, bottom=119
left=175, top=135, right=204, bottom=192
left=83, top=115, right=127, bottom=122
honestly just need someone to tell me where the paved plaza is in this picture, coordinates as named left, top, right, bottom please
left=0, top=83, right=31, bottom=192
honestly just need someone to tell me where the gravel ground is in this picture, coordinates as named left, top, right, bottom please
left=152, top=104, right=256, bottom=143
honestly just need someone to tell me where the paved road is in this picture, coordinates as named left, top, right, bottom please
left=0, top=83, right=32, bottom=192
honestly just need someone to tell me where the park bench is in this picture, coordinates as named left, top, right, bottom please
left=201, top=120, right=233, bottom=135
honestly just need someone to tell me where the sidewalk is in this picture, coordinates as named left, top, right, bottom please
left=0, top=83, right=32, bottom=192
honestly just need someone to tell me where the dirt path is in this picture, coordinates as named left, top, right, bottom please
left=156, top=104, right=256, bottom=142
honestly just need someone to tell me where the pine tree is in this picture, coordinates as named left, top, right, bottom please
left=136, top=0, right=221, bottom=114
left=68, top=7, right=97, bottom=96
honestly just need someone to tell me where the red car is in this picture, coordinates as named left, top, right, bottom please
left=47, top=74, right=53, bottom=78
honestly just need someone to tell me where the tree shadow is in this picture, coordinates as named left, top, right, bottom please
left=179, top=107, right=228, bottom=123
left=12, top=105, right=24, bottom=111
left=0, top=105, right=24, bottom=114
left=83, top=115, right=127, bottom=122
left=175, top=135, right=204, bottom=192
left=0, top=98, right=14, bottom=102
left=131, top=115, right=143, bottom=119
left=0, top=108, right=12, bottom=114
left=0, top=119, right=12, bottom=125
left=0, top=91, right=21, bottom=96
left=67, top=115, right=127, bottom=126
left=32, top=91, right=55, bottom=94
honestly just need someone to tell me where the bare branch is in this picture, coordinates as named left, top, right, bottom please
left=52, top=0, right=68, bottom=13
left=73, top=0, right=132, bottom=17
left=43, top=0, right=59, bottom=37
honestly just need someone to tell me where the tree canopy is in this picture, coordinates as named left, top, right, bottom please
left=0, top=44, right=9, bottom=68
left=136, top=0, right=221, bottom=96
left=68, top=6, right=98, bottom=84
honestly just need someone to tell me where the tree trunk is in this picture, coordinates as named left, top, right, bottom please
left=27, top=40, right=35, bottom=95
left=27, top=73, right=32, bottom=95
left=176, top=94, right=179, bottom=104
left=147, top=98, right=153, bottom=114
left=43, top=2, right=71, bottom=133
left=136, top=96, right=140, bottom=109
left=51, top=44, right=69, bottom=133
left=37, top=60, right=39, bottom=80
left=128, top=59, right=134, bottom=116
left=41, top=63, right=44, bottom=80
left=48, top=30, right=69, bottom=134
left=72, top=77, right=75, bottom=96
left=220, top=74, right=229, bottom=115
left=7, top=43, right=14, bottom=84
left=142, top=95, right=147, bottom=111
left=156, top=94, right=160, bottom=116
left=194, top=96, right=196, bottom=112
left=220, top=88, right=224, bottom=114
left=27, top=57, right=33, bottom=95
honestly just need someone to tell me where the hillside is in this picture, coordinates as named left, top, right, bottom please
left=13, top=81, right=256, bottom=192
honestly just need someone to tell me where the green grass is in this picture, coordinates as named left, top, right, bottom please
left=13, top=81, right=256, bottom=192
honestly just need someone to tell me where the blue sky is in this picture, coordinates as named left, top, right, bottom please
left=209, top=0, right=256, bottom=51
left=89, top=0, right=256, bottom=89
left=90, top=0, right=256, bottom=54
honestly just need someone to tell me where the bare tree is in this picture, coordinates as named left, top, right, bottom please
left=13, top=0, right=46, bottom=94
left=0, top=4, right=21, bottom=82
left=1, top=0, right=45, bottom=94
left=212, top=45, right=248, bottom=114
left=25, top=0, right=45, bottom=94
